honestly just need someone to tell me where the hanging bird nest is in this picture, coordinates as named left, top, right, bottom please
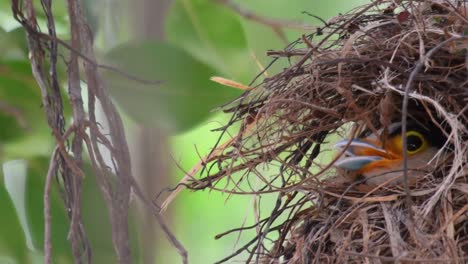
left=169, top=0, right=467, bottom=263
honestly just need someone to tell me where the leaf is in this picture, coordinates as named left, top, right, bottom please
left=1, top=157, right=125, bottom=262
left=0, top=59, right=58, bottom=159
left=105, top=40, right=242, bottom=132
left=0, top=58, right=68, bottom=158
left=23, top=158, right=73, bottom=261
left=0, top=60, right=44, bottom=143
left=166, top=0, right=254, bottom=82
left=0, top=166, right=28, bottom=262
left=0, top=113, right=26, bottom=142
left=0, top=27, right=28, bottom=60
left=27, top=157, right=120, bottom=263
left=3, top=160, right=35, bottom=251
left=0, top=5, right=21, bottom=32
left=1, top=158, right=73, bottom=261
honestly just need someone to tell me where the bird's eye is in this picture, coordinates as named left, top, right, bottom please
left=405, top=131, right=426, bottom=153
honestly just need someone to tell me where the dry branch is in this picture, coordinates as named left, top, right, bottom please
left=10, top=0, right=186, bottom=263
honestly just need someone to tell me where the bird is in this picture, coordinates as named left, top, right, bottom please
left=333, top=121, right=447, bottom=186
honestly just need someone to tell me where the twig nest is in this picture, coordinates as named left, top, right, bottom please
left=186, top=1, right=467, bottom=263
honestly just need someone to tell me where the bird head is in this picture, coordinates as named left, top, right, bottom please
left=334, top=121, right=446, bottom=185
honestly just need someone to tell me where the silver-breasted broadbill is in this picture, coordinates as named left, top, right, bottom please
left=334, top=121, right=447, bottom=186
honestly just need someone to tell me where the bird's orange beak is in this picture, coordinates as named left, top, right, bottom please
left=334, top=138, right=402, bottom=173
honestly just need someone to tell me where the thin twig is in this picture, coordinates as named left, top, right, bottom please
left=401, top=36, right=463, bottom=219
left=44, top=147, right=59, bottom=264
left=216, top=0, right=317, bottom=31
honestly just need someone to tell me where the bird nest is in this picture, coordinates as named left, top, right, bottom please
left=169, top=1, right=468, bottom=263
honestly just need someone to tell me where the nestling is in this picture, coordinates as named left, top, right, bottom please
left=334, top=121, right=447, bottom=186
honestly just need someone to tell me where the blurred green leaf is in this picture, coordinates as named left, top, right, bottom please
left=0, top=113, right=26, bottom=142
left=0, top=60, right=44, bottom=143
left=3, top=160, right=34, bottom=252
left=105, top=40, right=242, bottom=132
left=1, top=156, right=126, bottom=263
left=0, top=28, right=28, bottom=60
left=80, top=168, right=119, bottom=263
left=0, top=58, right=60, bottom=159
left=23, top=158, right=72, bottom=261
left=166, top=0, right=254, bottom=82
left=0, top=3, right=20, bottom=31
left=1, top=158, right=73, bottom=262
left=0, top=56, right=68, bottom=158
left=0, top=166, right=28, bottom=263
left=28, top=157, right=120, bottom=263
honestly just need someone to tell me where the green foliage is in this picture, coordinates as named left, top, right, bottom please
left=0, top=178, right=28, bottom=262
left=166, top=0, right=254, bottom=82
left=0, top=27, right=28, bottom=60
left=0, top=159, right=69, bottom=262
left=0, top=29, right=52, bottom=157
left=8, top=159, right=72, bottom=261
left=0, top=157, right=121, bottom=262
left=0, top=28, right=72, bottom=159
left=0, top=20, right=119, bottom=263
left=105, top=40, right=241, bottom=132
